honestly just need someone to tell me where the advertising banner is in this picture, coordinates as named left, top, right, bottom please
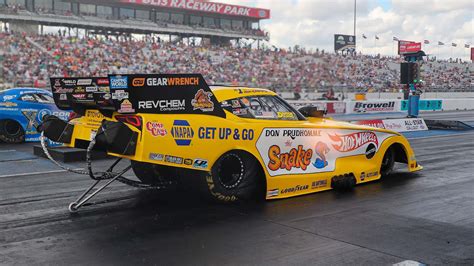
left=120, top=0, right=270, bottom=19
left=334, top=34, right=356, bottom=52
left=399, top=42, right=422, bottom=54
left=352, top=118, right=428, bottom=132
left=401, top=99, right=442, bottom=111
left=382, top=118, right=428, bottom=132
left=347, top=100, right=400, bottom=114
left=398, top=40, right=415, bottom=55
left=353, top=119, right=385, bottom=128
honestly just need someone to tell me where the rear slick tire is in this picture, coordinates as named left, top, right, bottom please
left=204, top=151, right=263, bottom=202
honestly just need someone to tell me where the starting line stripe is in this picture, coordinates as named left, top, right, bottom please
left=0, top=169, right=82, bottom=178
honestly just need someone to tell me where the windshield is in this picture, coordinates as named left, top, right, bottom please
left=221, top=95, right=305, bottom=120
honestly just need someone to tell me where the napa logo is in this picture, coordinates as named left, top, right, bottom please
left=171, top=120, right=194, bottom=146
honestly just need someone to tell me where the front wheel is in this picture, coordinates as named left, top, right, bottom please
left=204, top=151, right=264, bottom=202
left=380, top=147, right=395, bottom=177
left=0, top=120, right=25, bottom=143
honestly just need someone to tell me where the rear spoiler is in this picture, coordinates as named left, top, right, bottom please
left=50, top=77, right=114, bottom=116
left=50, top=74, right=225, bottom=118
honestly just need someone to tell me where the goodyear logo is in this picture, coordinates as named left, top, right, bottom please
left=171, top=120, right=194, bottom=146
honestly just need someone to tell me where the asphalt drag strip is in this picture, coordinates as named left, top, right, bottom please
left=0, top=131, right=473, bottom=265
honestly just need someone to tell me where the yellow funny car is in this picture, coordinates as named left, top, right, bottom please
left=39, top=74, right=422, bottom=212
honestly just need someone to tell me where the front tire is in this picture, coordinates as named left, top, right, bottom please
left=380, top=147, right=395, bottom=177
left=205, top=151, right=263, bottom=202
left=0, top=120, right=25, bottom=143
left=131, top=161, right=176, bottom=186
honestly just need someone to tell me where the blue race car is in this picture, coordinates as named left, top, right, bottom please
left=0, top=88, right=70, bottom=143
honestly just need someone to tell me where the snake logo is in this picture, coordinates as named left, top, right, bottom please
left=313, top=141, right=329, bottom=169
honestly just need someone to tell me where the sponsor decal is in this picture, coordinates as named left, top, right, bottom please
left=77, top=79, right=92, bottom=86
left=97, top=78, right=109, bottom=85
left=146, top=77, right=199, bottom=86
left=59, top=94, right=67, bottom=100
left=360, top=172, right=366, bottom=181
left=183, top=158, right=193, bottom=165
left=353, top=101, right=395, bottom=113
left=72, top=94, right=86, bottom=100
left=171, top=120, right=194, bottom=146
left=3, top=95, right=15, bottom=101
left=61, top=79, right=77, bottom=86
left=198, top=127, right=254, bottom=140
left=132, top=78, right=145, bottom=87
left=110, top=76, right=128, bottom=89
left=74, top=87, right=85, bottom=93
left=277, top=112, right=295, bottom=118
left=54, top=88, right=73, bottom=93
left=281, top=185, right=309, bottom=194
left=103, top=93, right=111, bottom=100
left=311, top=180, right=327, bottom=189
left=86, top=86, right=98, bottom=92
left=54, top=79, right=61, bottom=87
left=149, top=153, right=164, bottom=161
left=267, top=189, right=279, bottom=197
left=146, top=121, right=167, bottom=137
left=138, top=99, right=185, bottom=112
left=111, top=90, right=129, bottom=100
left=329, top=132, right=378, bottom=152
left=0, top=102, right=17, bottom=107
left=313, top=141, right=329, bottom=169
left=165, top=155, right=183, bottom=164
left=256, top=128, right=393, bottom=177
left=264, top=129, right=321, bottom=139
left=118, top=99, right=135, bottom=113
left=268, top=145, right=313, bottom=171
left=365, top=144, right=377, bottom=159
left=367, top=171, right=378, bottom=178
left=21, top=110, right=38, bottom=130
left=193, top=159, right=208, bottom=169
left=191, top=89, right=214, bottom=112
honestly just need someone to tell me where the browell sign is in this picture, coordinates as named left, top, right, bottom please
left=353, top=101, right=396, bottom=113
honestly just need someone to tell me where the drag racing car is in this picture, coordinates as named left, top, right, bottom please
left=0, top=88, right=69, bottom=143
left=39, top=74, right=422, bottom=211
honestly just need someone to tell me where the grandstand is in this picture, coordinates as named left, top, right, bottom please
left=0, top=0, right=270, bottom=43
left=0, top=1, right=472, bottom=94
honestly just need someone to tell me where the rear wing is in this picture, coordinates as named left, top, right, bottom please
left=50, top=74, right=225, bottom=118
left=50, top=77, right=113, bottom=116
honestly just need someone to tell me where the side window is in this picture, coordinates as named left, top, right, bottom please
left=19, top=94, right=37, bottom=103
left=221, top=96, right=302, bottom=121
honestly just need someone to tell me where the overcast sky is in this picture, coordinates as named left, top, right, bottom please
left=226, top=0, right=473, bottom=60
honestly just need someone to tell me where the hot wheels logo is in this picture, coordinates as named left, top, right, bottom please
left=329, top=132, right=378, bottom=152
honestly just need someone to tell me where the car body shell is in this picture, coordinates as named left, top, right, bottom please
left=65, top=86, right=422, bottom=199
left=0, top=88, right=70, bottom=142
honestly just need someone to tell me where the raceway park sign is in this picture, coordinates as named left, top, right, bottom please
left=121, top=0, right=270, bottom=19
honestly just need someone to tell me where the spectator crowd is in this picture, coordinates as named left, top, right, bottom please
left=0, top=32, right=472, bottom=92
